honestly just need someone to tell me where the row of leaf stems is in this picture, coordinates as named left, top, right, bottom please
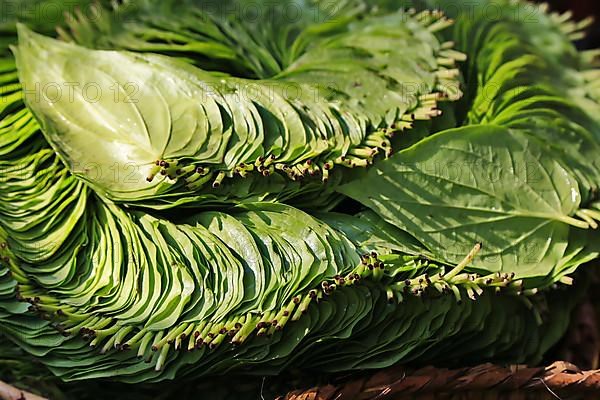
left=7, top=242, right=568, bottom=372
left=143, top=39, right=465, bottom=191
left=144, top=92, right=449, bottom=191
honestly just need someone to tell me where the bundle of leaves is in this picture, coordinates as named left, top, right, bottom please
left=1, top=0, right=600, bottom=395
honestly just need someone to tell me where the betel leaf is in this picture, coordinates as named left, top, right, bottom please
left=339, top=124, right=590, bottom=279
left=13, top=25, right=237, bottom=199
left=316, top=210, right=433, bottom=257
left=13, top=13, right=455, bottom=206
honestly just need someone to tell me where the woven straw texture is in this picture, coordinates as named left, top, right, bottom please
left=279, top=362, right=600, bottom=400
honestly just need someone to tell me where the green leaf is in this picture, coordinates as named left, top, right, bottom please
left=339, top=124, right=588, bottom=279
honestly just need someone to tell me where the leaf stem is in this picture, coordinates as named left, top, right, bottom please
left=559, top=214, right=590, bottom=229
left=444, top=243, right=482, bottom=280
left=575, top=210, right=598, bottom=229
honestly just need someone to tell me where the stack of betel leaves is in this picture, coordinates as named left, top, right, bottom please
left=1, top=0, right=600, bottom=390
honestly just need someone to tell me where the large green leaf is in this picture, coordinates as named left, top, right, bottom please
left=339, top=124, right=591, bottom=279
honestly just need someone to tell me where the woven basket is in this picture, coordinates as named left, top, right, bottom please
left=279, top=362, right=600, bottom=400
